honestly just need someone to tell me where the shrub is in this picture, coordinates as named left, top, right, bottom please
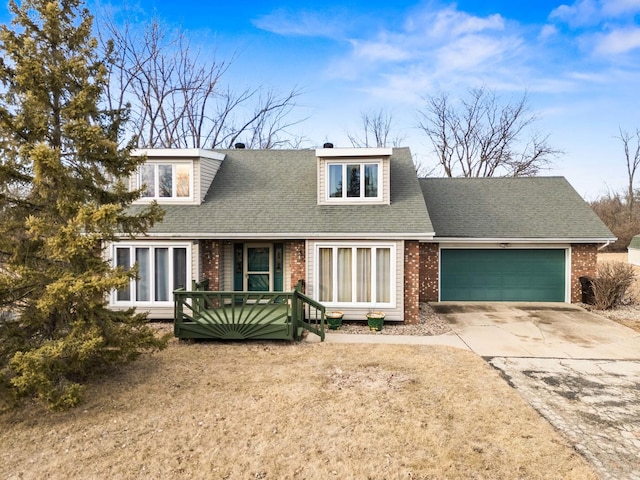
left=591, top=262, right=636, bottom=310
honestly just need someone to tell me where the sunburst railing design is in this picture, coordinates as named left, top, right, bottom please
left=173, top=281, right=325, bottom=341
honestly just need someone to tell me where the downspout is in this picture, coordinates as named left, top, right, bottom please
left=598, top=240, right=612, bottom=251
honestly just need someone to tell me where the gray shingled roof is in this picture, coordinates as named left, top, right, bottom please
left=144, top=147, right=434, bottom=239
left=420, top=177, right=615, bottom=241
left=630, top=235, right=640, bottom=249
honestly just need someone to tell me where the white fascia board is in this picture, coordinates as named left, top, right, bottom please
left=131, top=148, right=225, bottom=161
left=433, top=237, right=617, bottom=244
left=315, top=147, right=392, bottom=157
left=115, top=232, right=435, bottom=241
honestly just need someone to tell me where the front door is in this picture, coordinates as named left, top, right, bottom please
left=245, top=244, right=272, bottom=291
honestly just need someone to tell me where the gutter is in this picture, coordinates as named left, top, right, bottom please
left=431, top=237, right=617, bottom=244
left=113, top=232, right=437, bottom=241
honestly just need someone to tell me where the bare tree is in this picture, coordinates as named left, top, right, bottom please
left=98, top=16, right=304, bottom=149
left=417, top=87, right=561, bottom=177
left=616, top=127, right=640, bottom=218
left=347, top=109, right=405, bottom=148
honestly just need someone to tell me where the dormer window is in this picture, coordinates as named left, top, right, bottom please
left=328, top=162, right=380, bottom=200
left=138, top=161, right=193, bottom=201
left=316, top=147, right=391, bottom=205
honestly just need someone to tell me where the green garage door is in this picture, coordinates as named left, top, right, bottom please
left=441, top=249, right=566, bottom=301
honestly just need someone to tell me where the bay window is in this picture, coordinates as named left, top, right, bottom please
left=317, top=243, right=394, bottom=306
left=113, top=244, right=190, bottom=305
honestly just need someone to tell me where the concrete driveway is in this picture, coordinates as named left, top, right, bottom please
left=432, top=302, right=640, bottom=359
left=432, top=302, right=640, bottom=480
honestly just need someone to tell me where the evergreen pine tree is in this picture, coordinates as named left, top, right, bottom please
left=0, top=0, right=165, bottom=410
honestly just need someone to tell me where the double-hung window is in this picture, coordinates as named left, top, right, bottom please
left=138, top=161, right=192, bottom=201
left=112, top=244, right=190, bottom=305
left=327, top=161, right=381, bottom=201
left=317, top=243, right=395, bottom=306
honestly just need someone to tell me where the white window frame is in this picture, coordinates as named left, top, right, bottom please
left=314, top=242, right=396, bottom=307
left=110, top=242, right=192, bottom=307
left=138, top=160, right=194, bottom=202
left=325, top=160, right=382, bottom=202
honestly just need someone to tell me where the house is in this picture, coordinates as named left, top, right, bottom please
left=108, top=146, right=614, bottom=325
left=628, top=235, right=640, bottom=265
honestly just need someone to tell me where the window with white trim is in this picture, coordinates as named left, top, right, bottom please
left=316, top=243, right=395, bottom=306
left=112, top=244, right=190, bottom=305
left=327, top=161, right=381, bottom=201
left=138, top=161, right=193, bottom=201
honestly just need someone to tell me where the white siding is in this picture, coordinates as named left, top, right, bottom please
left=199, top=158, right=224, bottom=203
left=111, top=305, right=175, bottom=320
left=223, top=242, right=234, bottom=290
left=192, top=241, right=200, bottom=283
left=629, top=248, right=640, bottom=266
left=284, top=243, right=292, bottom=291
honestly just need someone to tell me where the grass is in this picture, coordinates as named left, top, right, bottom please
left=0, top=338, right=596, bottom=479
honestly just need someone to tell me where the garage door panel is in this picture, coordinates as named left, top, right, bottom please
left=441, top=249, right=565, bottom=302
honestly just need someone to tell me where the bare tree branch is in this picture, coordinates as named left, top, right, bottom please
left=615, top=127, right=640, bottom=218
left=97, top=14, right=304, bottom=149
left=347, top=109, right=406, bottom=148
left=417, top=87, right=562, bottom=177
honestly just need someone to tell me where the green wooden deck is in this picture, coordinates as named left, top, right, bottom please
left=173, top=282, right=325, bottom=341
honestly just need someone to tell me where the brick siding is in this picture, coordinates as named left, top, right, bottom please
left=419, top=243, right=439, bottom=302
left=289, top=240, right=306, bottom=293
left=570, top=243, right=598, bottom=303
left=404, top=241, right=420, bottom=324
left=200, top=239, right=221, bottom=290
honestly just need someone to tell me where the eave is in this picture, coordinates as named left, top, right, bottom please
left=432, top=237, right=617, bottom=244
left=115, top=231, right=436, bottom=241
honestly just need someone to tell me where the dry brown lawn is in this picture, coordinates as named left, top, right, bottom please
left=1, top=339, right=596, bottom=479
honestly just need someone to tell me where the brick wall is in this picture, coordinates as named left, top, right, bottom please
left=404, top=241, right=420, bottom=324
left=571, top=243, right=598, bottom=303
left=200, top=240, right=220, bottom=291
left=419, top=243, right=439, bottom=302
left=289, top=240, right=306, bottom=293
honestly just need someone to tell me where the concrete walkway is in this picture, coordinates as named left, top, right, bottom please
left=307, top=330, right=469, bottom=348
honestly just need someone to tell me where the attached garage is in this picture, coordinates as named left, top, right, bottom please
left=440, top=248, right=566, bottom=302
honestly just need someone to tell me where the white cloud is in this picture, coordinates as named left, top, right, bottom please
left=550, top=0, right=640, bottom=26
left=252, top=9, right=346, bottom=39
left=350, top=35, right=412, bottom=62
left=423, top=6, right=505, bottom=38
left=316, top=4, right=543, bottom=103
left=435, top=34, right=517, bottom=73
left=539, top=24, right=559, bottom=40
left=594, top=27, right=640, bottom=54
left=601, top=0, right=640, bottom=17
left=548, top=0, right=640, bottom=58
left=549, top=0, right=600, bottom=27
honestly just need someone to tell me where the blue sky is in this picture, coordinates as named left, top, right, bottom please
left=4, top=0, right=640, bottom=199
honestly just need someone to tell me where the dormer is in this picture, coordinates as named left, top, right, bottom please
left=131, top=148, right=225, bottom=205
left=315, top=147, right=392, bottom=205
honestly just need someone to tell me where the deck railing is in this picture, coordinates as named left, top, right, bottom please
left=173, top=280, right=325, bottom=341
left=291, top=280, right=325, bottom=340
